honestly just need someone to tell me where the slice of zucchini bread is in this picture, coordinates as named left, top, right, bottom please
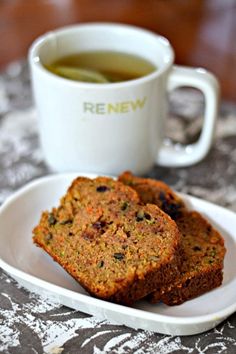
left=149, top=210, right=226, bottom=305
left=118, top=171, right=186, bottom=220
left=119, top=172, right=226, bottom=305
left=33, top=176, right=181, bottom=305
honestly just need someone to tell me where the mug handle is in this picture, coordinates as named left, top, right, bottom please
left=157, top=65, right=219, bottom=167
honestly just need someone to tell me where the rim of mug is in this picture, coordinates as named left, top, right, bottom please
left=28, top=22, right=175, bottom=89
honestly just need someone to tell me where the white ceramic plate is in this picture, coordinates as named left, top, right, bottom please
left=0, top=173, right=235, bottom=336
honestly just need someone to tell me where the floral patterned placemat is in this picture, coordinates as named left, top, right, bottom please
left=0, top=60, right=236, bottom=353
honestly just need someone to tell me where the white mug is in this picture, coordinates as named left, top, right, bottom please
left=29, top=23, right=219, bottom=175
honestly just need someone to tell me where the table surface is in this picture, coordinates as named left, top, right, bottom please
left=0, top=60, right=236, bottom=353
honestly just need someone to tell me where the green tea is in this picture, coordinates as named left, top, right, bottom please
left=45, top=51, right=156, bottom=83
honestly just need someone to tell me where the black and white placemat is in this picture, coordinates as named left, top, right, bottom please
left=0, top=60, right=236, bottom=353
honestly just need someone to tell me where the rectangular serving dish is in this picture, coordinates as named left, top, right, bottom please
left=0, top=173, right=235, bottom=335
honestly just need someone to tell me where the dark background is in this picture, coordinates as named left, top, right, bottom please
left=0, top=0, right=236, bottom=101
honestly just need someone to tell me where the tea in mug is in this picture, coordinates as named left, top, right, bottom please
left=44, top=51, right=156, bottom=83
